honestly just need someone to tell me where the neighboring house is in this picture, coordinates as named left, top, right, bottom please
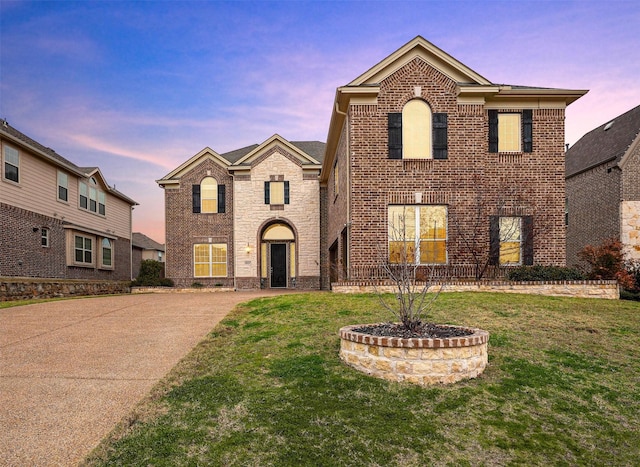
left=566, top=104, right=640, bottom=266
left=320, top=36, right=587, bottom=286
left=0, top=121, right=137, bottom=280
left=157, top=135, right=325, bottom=289
left=132, top=232, right=165, bottom=279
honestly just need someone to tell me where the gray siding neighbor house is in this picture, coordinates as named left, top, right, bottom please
left=566, top=104, right=640, bottom=267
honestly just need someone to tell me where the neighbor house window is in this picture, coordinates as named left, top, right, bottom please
left=79, top=178, right=105, bottom=215
left=194, top=243, right=227, bottom=277
left=41, top=228, right=50, bottom=247
left=192, top=178, right=225, bottom=213
left=74, top=235, right=93, bottom=265
left=57, top=171, right=68, bottom=201
left=264, top=181, right=290, bottom=205
left=388, top=205, right=447, bottom=264
left=200, top=177, right=218, bottom=213
left=3, top=144, right=19, bottom=183
left=388, top=101, right=448, bottom=160
left=101, top=238, right=113, bottom=268
left=489, top=110, right=533, bottom=153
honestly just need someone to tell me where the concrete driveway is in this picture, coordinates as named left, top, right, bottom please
left=0, top=291, right=287, bottom=466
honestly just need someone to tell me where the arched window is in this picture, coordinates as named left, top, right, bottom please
left=402, top=99, right=432, bottom=159
left=200, top=177, right=218, bottom=213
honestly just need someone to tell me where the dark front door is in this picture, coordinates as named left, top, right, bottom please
left=270, top=243, right=287, bottom=288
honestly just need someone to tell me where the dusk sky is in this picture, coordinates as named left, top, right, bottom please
left=2, top=1, right=639, bottom=243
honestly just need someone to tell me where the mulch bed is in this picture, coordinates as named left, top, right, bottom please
left=353, top=323, right=473, bottom=339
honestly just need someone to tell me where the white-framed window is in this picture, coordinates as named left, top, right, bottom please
left=194, top=243, right=227, bottom=277
left=3, top=143, right=19, bottom=183
left=74, top=234, right=93, bottom=266
left=498, top=113, right=521, bottom=153
left=79, top=178, right=105, bottom=215
left=41, top=228, right=50, bottom=247
left=499, top=217, right=522, bottom=265
left=100, top=238, right=113, bottom=268
left=200, top=177, right=218, bottom=213
left=57, top=171, right=68, bottom=202
left=388, top=205, right=447, bottom=264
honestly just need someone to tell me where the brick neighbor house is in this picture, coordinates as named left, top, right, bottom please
left=566, top=104, right=640, bottom=267
left=1, top=121, right=137, bottom=281
left=157, top=135, right=325, bottom=288
left=320, top=36, right=587, bottom=286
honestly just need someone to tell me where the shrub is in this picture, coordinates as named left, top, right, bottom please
left=131, top=260, right=173, bottom=287
left=506, top=265, right=585, bottom=282
left=578, top=238, right=635, bottom=289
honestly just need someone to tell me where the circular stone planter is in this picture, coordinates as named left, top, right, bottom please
left=339, top=324, right=489, bottom=386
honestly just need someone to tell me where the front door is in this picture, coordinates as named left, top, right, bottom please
left=270, top=243, right=287, bottom=288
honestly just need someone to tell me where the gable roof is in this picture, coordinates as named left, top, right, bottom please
left=566, top=104, right=640, bottom=178
left=230, top=134, right=324, bottom=168
left=0, top=120, right=137, bottom=205
left=158, top=137, right=325, bottom=186
left=132, top=232, right=165, bottom=251
left=320, top=36, right=587, bottom=182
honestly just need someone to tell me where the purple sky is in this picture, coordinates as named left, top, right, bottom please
left=2, top=1, right=639, bottom=243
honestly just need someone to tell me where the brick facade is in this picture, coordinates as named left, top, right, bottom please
left=320, top=37, right=584, bottom=285
left=163, top=158, right=235, bottom=288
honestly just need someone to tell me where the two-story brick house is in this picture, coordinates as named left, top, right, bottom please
left=1, top=121, right=137, bottom=281
left=320, top=36, right=587, bottom=285
left=566, top=104, right=640, bottom=266
left=157, top=135, right=324, bottom=288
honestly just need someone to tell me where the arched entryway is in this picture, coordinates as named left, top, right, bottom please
left=260, top=221, right=296, bottom=288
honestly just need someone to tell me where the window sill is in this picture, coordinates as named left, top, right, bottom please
left=270, top=204, right=285, bottom=211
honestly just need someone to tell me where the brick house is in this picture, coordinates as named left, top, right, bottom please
left=157, top=135, right=325, bottom=288
left=566, top=104, right=640, bottom=266
left=320, top=36, right=587, bottom=285
left=1, top=121, right=137, bottom=281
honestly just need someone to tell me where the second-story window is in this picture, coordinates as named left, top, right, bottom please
left=79, top=178, right=106, bottom=215
left=57, top=171, right=68, bottom=202
left=3, top=144, right=19, bottom=183
left=489, top=110, right=533, bottom=153
left=264, top=181, right=290, bottom=205
left=388, top=101, right=448, bottom=160
left=192, top=177, right=225, bottom=213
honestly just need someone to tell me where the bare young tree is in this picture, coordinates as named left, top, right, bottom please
left=375, top=205, right=447, bottom=332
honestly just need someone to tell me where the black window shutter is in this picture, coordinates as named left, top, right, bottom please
left=388, top=113, right=402, bottom=159
left=522, top=109, right=533, bottom=153
left=523, top=216, right=534, bottom=265
left=433, top=113, right=448, bottom=159
left=488, top=110, right=499, bottom=153
left=192, top=184, right=201, bottom=213
left=284, top=181, right=290, bottom=204
left=489, top=216, right=500, bottom=265
left=218, top=184, right=226, bottom=213
left=264, top=181, right=270, bottom=204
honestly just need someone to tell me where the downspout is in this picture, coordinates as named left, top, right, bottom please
left=334, top=102, right=351, bottom=280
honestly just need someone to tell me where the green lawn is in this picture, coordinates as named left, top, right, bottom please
left=85, top=292, right=640, bottom=466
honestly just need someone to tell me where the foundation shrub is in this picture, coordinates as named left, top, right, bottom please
left=506, top=265, right=585, bottom=282
left=131, top=260, right=174, bottom=287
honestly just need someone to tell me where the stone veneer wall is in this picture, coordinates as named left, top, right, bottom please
left=332, top=280, right=619, bottom=299
left=0, top=277, right=130, bottom=301
left=621, top=201, right=640, bottom=261
left=339, top=324, right=489, bottom=385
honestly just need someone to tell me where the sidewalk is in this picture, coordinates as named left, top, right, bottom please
left=0, top=291, right=284, bottom=466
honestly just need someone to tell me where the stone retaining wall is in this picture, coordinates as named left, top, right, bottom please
left=131, top=286, right=234, bottom=294
left=0, top=277, right=130, bottom=301
left=339, top=324, right=489, bottom=385
left=332, top=280, right=619, bottom=299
